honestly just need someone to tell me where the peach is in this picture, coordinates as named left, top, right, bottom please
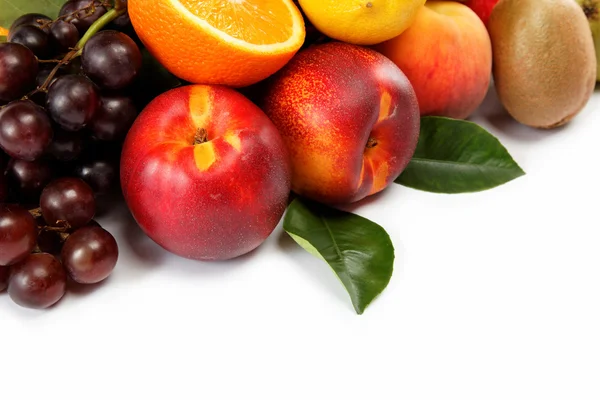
left=121, top=85, right=291, bottom=261
left=460, top=0, right=500, bottom=26
left=261, top=42, right=420, bottom=205
left=375, top=1, right=492, bottom=119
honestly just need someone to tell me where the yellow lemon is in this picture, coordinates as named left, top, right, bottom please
left=298, top=0, right=426, bottom=45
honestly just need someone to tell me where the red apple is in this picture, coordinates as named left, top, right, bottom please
left=261, top=42, right=420, bottom=205
left=121, top=85, right=291, bottom=261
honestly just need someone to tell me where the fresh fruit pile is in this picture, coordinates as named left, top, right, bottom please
left=0, top=0, right=142, bottom=309
left=1, top=0, right=598, bottom=314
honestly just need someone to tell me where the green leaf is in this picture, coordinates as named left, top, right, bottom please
left=396, top=116, right=525, bottom=193
left=0, top=0, right=62, bottom=29
left=283, top=198, right=394, bottom=315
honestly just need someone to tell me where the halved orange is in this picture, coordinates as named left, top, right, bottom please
left=128, top=0, right=306, bottom=87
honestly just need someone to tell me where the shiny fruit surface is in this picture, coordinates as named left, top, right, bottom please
left=121, top=85, right=291, bottom=260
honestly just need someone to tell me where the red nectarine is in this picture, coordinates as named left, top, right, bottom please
left=261, top=42, right=420, bottom=205
left=121, top=85, right=291, bottom=261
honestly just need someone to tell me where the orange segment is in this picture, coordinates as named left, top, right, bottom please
left=129, top=0, right=305, bottom=87
left=0, top=26, right=8, bottom=36
left=179, top=0, right=294, bottom=45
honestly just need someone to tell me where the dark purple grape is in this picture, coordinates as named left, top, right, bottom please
left=82, top=137, right=122, bottom=161
left=0, top=266, right=9, bottom=292
left=8, top=25, right=51, bottom=58
left=47, top=75, right=99, bottom=132
left=62, top=57, right=83, bottom=75
left=0, top=149, right=8, bottom=170
left=0, top=43, right=38, bottom=103
left=91, top=94, right=137, bottom=141
left=111, top=11, right=131, bottom=30
left=0, top=174, right=7, bottom=202
left=0, top=100, right=53, bottom=161
left=37, top=229, right=65, bottom=256
left=28, top=91, right=50, bottom=108
left=35, top=67, right=62, bottom=89
left=74, top=159, right=117, bottom=194
left=0, top=204, right=37, bottom=266
left=59, top=0, right=107, bottom=34
left=82, top=31, right=142, bottom=90
left=9, top=14, right=52, bottom=34
left=0, top=150, right=8, bottom=201
left=49, top=20, right=80, bottom=53
left=6, top=158, right=54, bottom=200
left=40, top=177, right=95, bottom=228
left=87, top=219, right=101, bottom=228
left=62, top=225, right=118, bottom=284
left=47, top=130, right=84, bottom=161
left=35, top=61, right=81, bottom=97
left=8, top=253, right=67, bottom=309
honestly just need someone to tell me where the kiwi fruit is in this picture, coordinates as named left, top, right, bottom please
left=576, top=0, right=600, bottom=81
left=489, top=0, right=597, bottom=129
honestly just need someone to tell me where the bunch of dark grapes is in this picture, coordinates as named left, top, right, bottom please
left=0, top=0, right=139, bottom=310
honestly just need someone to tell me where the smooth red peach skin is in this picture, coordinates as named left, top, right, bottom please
left=121, top=85, right=291, bottom=261
left=375, top=1, right=492, bottom=119
left=461, top=0, right=500, bottom=26
left=261, top=42, right=420, bottom=206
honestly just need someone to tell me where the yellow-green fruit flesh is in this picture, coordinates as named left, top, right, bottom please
left=489, top=0, right=597, bottom=129
left=576, top=0, right=600, bottom=81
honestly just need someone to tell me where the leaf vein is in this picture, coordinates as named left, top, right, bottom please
left=320, top=215, right=343, bottom=261
left=410, top=157, right=518, bottom=172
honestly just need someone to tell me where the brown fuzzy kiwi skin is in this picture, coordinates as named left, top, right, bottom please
left=489, top=0, right=597, bottom=129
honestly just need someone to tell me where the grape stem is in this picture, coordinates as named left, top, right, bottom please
left=29, top=208, right=73, bottom=234
left=76, top=7, right=124, bottom=51
left=37, top=1, right=114, bottom=32
left=27, top=6, right=126, bottom=97
left=42, top=223, right=72, bottom=233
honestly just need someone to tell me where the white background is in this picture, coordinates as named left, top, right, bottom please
left=1, top=87, right=599, bottom=399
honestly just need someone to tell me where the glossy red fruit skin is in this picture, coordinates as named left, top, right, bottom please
left=121, top=85, right=291, bottom=261
left=261, top=42, right=420, bottom=205
left=0, top=204, right=38, bottom=266
left=61, top=226, right=118, bottom=284
left=463, top=0, right=500, bottom=26
left=82, top=31, right=142, bottom=90
left=0, top=43, right=38, bottom=103
left=8, top=253, right=67, bottom=309
left=40, top=177, right=96, bottom=228
left=6, top=158, right=54, bottom=200
left=0, top=100, right=53, bottom=161
left=9, top=13, right=52, bottom=34
left=8, top=25, right=51, bottom=58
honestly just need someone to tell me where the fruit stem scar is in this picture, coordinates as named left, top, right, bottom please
left=194, top=128, right=208, bottom=145
left=366, top=2, right=373, bottom=8
left=366, top=137, right=378, bottom=149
